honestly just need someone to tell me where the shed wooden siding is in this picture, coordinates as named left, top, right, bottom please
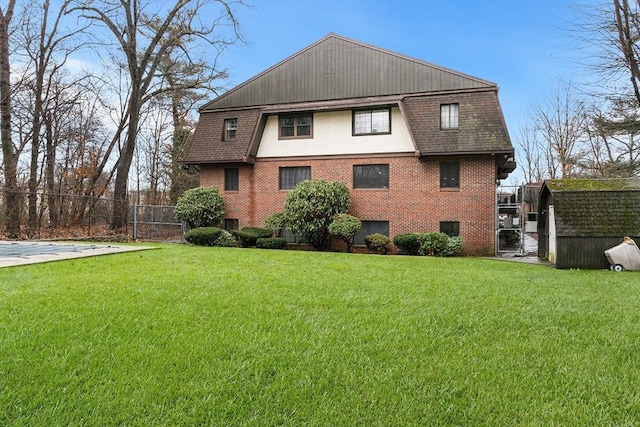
left=554, top=236, right=640, bottom=269
left=538, top=178, right=640, bottom=269
left=203, top=35, right=494, bottom=111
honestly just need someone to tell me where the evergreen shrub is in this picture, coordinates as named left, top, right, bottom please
left=232, top=227, right=273, bottom=247
left=256, top=237, right=288, bottom=250
left=364, top=233, right=390, bottom=255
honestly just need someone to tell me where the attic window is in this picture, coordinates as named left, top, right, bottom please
left=440, top=104, right=459, bottom=129
left=279, top=114, right=313, bottom=139
left=353, top=109, right=391, bottom=135
left=224, top=118, right=237, bottom=141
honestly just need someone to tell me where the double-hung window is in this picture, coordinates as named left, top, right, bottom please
left=353, top=164, right=389, bottom=189
left=224, top=118, right=237, bottom=141
left=279, top=166, right=310, bottom=190
left=353, top=108, right=391, bottom=135
left=279, top=114, right=313, bottom=138
left=440, top=161, right=460, bottom=189
left=224, top=167, right=239, bottom=191
left=440, top=104, right=459, bottom=129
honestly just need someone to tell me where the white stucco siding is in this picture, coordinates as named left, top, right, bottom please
left=255, top=107, right=415, bottom=158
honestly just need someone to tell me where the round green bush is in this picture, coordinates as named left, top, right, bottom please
left=184, top=227, right=225, bottom=246
left=364, top=233, right=390, bottom=255
left=175, top=186, right=225, bottom=228
left=329, top=213, right=361, bottom=252
left=231, top=227, right=274, bottom=247
left=393, top=233, right=423, bottom=255
left=284, top=179, right=351, bottom=251
left=418, top=232, right=464, bottom=257
left=215, top=230, right=238, bottom=247
left=256, top=237, right=288, bottom=250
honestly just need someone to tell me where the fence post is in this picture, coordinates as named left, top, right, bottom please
left=133, top=204, right=138, bottom=240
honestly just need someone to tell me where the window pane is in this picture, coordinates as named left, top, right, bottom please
left=280, top=117, right=294, bottom=137
left=224, top=218, right=239, bottom=231
left=296, top=116, right=312, bottom=136
left=371, top=109, right=390, bottom=133
left=440, top=162, right=460, bottom=188
left=354, top=220, right=389, bottom=245
left=224, top=168, right=239, bottom=191
left=354, top=109, right=390, bottom=135
left=224, top=118, right=237, bottom=141
left=441, top=104, right=459, bottom=129
left=440, top=221, right=460, bottom=236
left=353, top=164, right=389, bottom=189
left=279, top=166, right=311, bottom=190
left=354, top=111, right=371, bottom=134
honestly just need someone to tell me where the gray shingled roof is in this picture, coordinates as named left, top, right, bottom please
left=201, top=34, right=495, bottom=111
left=184, top=34, right=514, bottom=166
left=542, top=178, right=640, bottom=237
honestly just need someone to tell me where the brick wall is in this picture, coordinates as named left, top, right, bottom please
left=201, top=154, right=497, bottom=255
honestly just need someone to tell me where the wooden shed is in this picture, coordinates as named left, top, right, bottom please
left=537, top=178, right=640, bottom=269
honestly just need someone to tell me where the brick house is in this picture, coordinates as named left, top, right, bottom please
left=183, top=34, right=515, bottom=255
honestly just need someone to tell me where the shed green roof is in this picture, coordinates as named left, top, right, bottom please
left=541, top=178, right=640, bottom=237
left=545, top=178, right=640, bottom=192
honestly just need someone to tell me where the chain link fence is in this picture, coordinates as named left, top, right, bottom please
left=130, top=204, right=187, bottom=242
left=0, top=190, right=185, bottom=242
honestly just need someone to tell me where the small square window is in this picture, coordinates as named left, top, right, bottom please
left=224, top=118, right=237, bottom=141
left=440, top=104, right=459, bottom=129
left=353, top=164, right=389, bottom=189
left=353, top=109, right=391, bottom=135
left=224, top=218, right=239, bottom=231
left=440, top=221, right=460, bottom=237
left=440, top=161, right=460, bottom=188
left=279, top=114, right=313, bottom=139
left=279, top=166, right=311, bottom=190
left=224, top=167, right=239, bottom=191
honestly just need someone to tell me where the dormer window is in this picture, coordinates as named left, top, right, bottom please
left=353, top=108, right=391, bottom=135
left=279, top=114, right=313, bottom=139
left=224, top=118, right=237, bottom=141
left=440, top=104, right=459, bottom=129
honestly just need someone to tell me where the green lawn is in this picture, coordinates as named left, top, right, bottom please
left=1, top=245, right=639, bottom=426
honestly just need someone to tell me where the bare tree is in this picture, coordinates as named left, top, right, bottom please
left=0, top=0, right=19, bottom=237
left=535, top=82, right=588, bottom=178
left=515, top=120, right=545, bottom=183
left=12, top=0, right=88, bottom=235
left=69, top=0, right=242, bottom=230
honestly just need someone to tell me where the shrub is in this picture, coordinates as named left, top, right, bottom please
left=214, top=230, right=238, bottom=247
left=232, top=227, right=273, bottom=247
left=442, top=236, right=464, bottom=257
left=184, top=227, right=225, bottom=246
left=256, top=237, right=288, bottom=250
left=364, top=233, right=390, bottom=255
left=328, top=214, right=361, bottom=252
left=263, top=212, right=287, bottom=237
left=284, top=179, right=351, bottom=251
left=175, top=186, right=225, bottom=228
left=393, top=233, right=423, bottom=255
left=418, top=232, right=464, bottom=257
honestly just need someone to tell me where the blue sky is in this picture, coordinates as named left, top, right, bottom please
left=216, top=0, right=601, bottom=181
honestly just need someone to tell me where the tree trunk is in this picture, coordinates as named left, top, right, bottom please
left=45, top=111, right=58, bottom=227
left=110, top=94, right=140, bottom=230
left=0, top=0, right=20, bottom=238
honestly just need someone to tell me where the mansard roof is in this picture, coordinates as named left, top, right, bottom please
left=200, top=33, right=496, bottom=111
left=184, top=34, right=514, bottom=168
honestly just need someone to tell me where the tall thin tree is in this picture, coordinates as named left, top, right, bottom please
left=0, top=0, right=19, bottom=237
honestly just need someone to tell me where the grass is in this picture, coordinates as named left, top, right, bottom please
left=1, top=245, right=640, bottom=426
